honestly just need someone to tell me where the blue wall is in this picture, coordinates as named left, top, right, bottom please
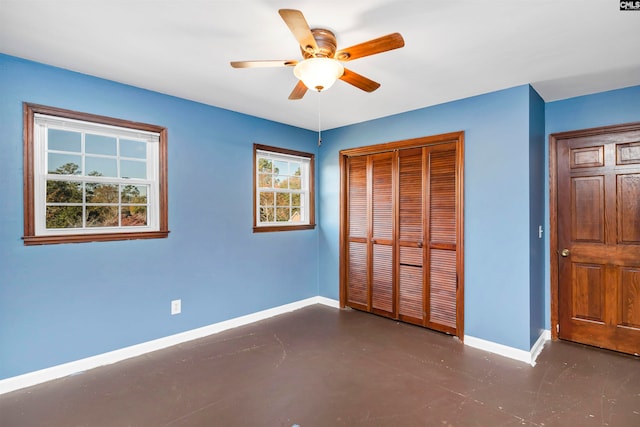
left=528, top=86, right=546, bottom=347
left=2, top=51, right=638, bottom=381
left=543, top=85, right=640, bottom=328
left=546, top=86, right=640, bottom=135
left=318, top=85, right=538, bottom=351
left=0, top=54, right=319, bottom=379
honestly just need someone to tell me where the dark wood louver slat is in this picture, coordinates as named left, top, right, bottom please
left=372, top=245, right=394, bottom=314
left=372, top=153, right=393, bottom=241
left=399, top=264, right=423, bottom=321
left=429, top=249, right=457, bottom=331
left=398, top=148, right=423, bottom=242
left=348, top=156, right=368, bottom=238
left=429, top=148, right=456, bottom=245
left=347, top=242, right=368, bottom=307
left=427, top=146, right=457, bottom=333
left=371, top=152, right=395, bottom=316
left=346, top=156, right=368, bottom=310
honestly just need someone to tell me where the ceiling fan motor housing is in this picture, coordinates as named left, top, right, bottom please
left=303, top=28, right=339, bottom=58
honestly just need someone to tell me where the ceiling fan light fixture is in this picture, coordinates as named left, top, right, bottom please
left=294, top=57, right=344, bottom=92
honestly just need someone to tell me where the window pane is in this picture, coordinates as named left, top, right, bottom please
left=48, top=129, right=81, bottom=152
left=86, top=183, right=118, bottom=203
left=46, top=180, right=82, bottom=203
left=121, top=185, right=148, bottom=204
left=46, top=206, right=83, bottom=228
left=291, top=207, right=301, bottom=222
left=122, top=206, right=147, bottom=226
left=276, top=192, right=290, bottom=207
left=259, top=191, right=274, bottom=206
left=48, top=153, right=81, bottom=175
left=291, top=162, right=301, bottom=176
left=86, top=205, right=119, bottom=227
left=258, top=158, right=272, bottom=173
left=120, top=139, right=146, bottom=159
left=273, top=160, right=288, bottom=175
left=86, top=156, right=117, bottom=177
left=276, top=207, right=290, bottom=222
left=258, top=173, right=272, bottom=188
left=276, top=176, right=289, bottom=189
left=289, top=176, right=301, bottom=190
left=291, top=193, right=300, bottom=207
left=120, top=159, right=146, bottom=179
left=260, top=207, right=274, bottom=222
left=86, top=134, right=117, bottom=156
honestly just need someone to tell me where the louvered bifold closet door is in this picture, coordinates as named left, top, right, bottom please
left=426, top=143, right=458, bottom=335
left=345, top=156, right=368, bottom=310
left=341, top=132, right=463, bottom=337
left=397, top=148, right=425, bottom=324
left=370, top=152, right=395, bottom=317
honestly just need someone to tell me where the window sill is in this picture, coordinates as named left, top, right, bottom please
left=22, top=230, right=170, bottom=246
left=253, top=224, right=315, bottom=233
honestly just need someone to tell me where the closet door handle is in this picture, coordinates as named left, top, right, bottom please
left=417, top=241, right=423, bottom=248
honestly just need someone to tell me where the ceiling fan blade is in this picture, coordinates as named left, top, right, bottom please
left=230, top=60, right=297, bottom=69
left=278, top=9, right=318, bottom=54
left=288, top=80, right=308, bottom=100
left=340, top=68, right=381, bottom=92
left=335, top=33, right=405, bottom=61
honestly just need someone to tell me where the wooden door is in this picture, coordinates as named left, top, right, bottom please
left=554, top=124, right=640, bottom=355
left=397, top=147, right=425, bottom=324
left=425, top=144, right=458, bottom=334
left=345, top=156, right=368, bottom=311
left=344, top=153, right=395, bottom=316
left=396, top=143, right=458, bottom=335
left=370, top=152, right=395, bottom=317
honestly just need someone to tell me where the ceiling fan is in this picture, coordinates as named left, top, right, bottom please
left=230, top=9, right=405, bottom=100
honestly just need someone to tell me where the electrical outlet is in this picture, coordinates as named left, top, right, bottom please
left=171, top=299, right=181, bottom=315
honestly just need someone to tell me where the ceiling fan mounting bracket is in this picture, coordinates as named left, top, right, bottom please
left=301, top=28, right=338, bottom=58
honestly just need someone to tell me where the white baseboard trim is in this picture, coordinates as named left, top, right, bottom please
left=464, top=330, right=551, bottom=366
left=0, top=296, right=340, bottom=395
left=315, top=296, right=341, bottom=308
left=530, top=330, right=551, bottom=365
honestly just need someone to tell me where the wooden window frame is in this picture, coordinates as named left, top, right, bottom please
left=253, top=143, right=315, bottom=233
left=22, top=103, right=169, bottom=245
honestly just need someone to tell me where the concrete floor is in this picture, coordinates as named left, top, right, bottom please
left=1, top=304, right=639, bottom=426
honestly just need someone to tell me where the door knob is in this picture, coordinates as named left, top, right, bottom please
left=561, top=248, right=570, bottom=257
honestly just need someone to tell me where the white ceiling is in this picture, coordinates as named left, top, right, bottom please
left=1, top=0, right=639, bottom=131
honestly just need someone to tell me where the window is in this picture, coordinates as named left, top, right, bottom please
left=23, top=103, right=169, bottom=245
left=254, top=144, right=315, bottom=232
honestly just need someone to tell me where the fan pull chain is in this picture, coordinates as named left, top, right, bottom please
left=317, top=91, right=322, bottom=146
